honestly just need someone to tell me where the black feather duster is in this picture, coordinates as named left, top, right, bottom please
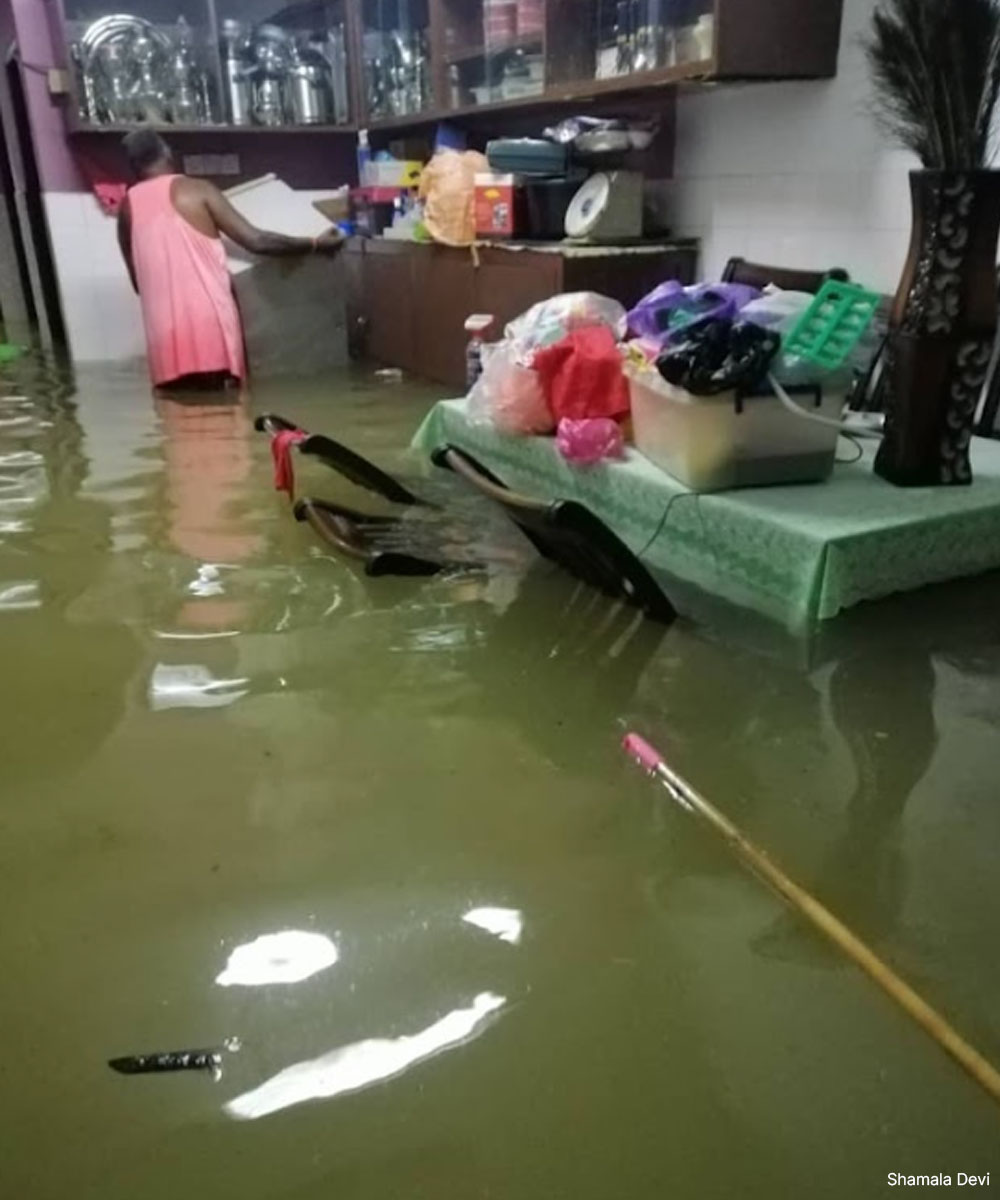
left=865, top=0, right=1000, bottom=170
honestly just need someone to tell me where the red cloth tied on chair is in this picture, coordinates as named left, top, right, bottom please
left=531, top=325, right=630, bottom=423
left=271, top=429, right=306, bottom=496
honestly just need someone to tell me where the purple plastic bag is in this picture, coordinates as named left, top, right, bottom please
left=628, top=282, right=761, bottom=348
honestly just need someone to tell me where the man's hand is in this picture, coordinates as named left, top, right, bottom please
left=314, top=229, right=345, bottom=255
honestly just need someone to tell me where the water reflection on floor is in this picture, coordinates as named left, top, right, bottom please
left=0, top=356, right=998, bottom=1199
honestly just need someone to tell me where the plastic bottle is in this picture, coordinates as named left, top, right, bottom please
left=464, top=314, right=495, bottom=388
left=356, top=128, right=371, bottom=188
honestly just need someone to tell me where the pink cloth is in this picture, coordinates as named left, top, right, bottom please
left=556, top=418, right=625, bottom=465
left=271, top=429, right=306, bottom=495
left=128, top=175, right=245, bottom=387
left=95, top=182, right=127, bottom=216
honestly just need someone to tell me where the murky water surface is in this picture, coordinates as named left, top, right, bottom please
left=1, top=358, right=998, bottom=1198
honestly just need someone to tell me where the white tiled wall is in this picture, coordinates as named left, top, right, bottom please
left=43, top=191, right=146, bottom=364
left=661, top=0, right=917, bottom=292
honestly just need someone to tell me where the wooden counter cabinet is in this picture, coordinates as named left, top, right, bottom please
left=346, top=236, right=698, bottom=388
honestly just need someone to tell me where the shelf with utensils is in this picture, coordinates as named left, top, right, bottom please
left=55, top=0, right=355, bottom=133
left=364, top=0, right=842, bottom=129
left=67, top=122, right=358, bottom=136
left=51, top=0, right=844, bottom=136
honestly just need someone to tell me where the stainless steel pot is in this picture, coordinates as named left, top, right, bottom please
left=221, top=19, right=252, bottom=126
left=288, top=40, right=329, bottom=125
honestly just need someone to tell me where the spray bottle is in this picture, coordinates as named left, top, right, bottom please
left=464, top=314, right=495, bottom=390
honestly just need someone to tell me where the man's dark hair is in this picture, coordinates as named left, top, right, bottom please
left=122, top=129, right=172, bottom=179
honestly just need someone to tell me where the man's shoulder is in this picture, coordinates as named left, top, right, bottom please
left=175, top=174, right=214, bottom=196
left=173, top=175, right=224, bottom=216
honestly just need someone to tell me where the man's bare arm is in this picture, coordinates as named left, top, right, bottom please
left=202, top=182, right=341, bottom=257
left=117, top=197, right=138, bottom=293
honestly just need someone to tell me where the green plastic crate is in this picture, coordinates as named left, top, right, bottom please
left=782, top=280, right=880, bottom=371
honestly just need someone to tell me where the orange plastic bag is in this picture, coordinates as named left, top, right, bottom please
left=419, top=150, right=489, bottom=247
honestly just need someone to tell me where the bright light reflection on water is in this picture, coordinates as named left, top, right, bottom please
left=225, top=993, right=506, bottom=1121
left=216, top=930, right=340, bottom=988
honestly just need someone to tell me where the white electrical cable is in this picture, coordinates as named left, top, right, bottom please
left=767, top=372, right=884, bottom=440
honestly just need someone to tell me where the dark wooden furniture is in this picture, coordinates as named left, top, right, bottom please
left=848, top=273, right=1000, bottom=440
left=433, top=445, right=677, bottom=624
left=977, top=346, right=1000, bottom=438
left=722, top=256, right=849, bottom=294
left=347, top=236, right=699, bottom=388
left=256, top=412, right=424, bottom=504
left=294, top=497, right=444, bottom=576
left=427, top=0, right=846, bottom=125
left=255, top=412, right=679, bottom=621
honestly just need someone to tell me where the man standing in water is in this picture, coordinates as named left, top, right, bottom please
left=117, top=130, right=342, bottom=391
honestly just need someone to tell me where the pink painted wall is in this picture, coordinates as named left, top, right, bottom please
left=7, top=0, right=83, bottom=190
left=2, top=1, right=357, bottom=193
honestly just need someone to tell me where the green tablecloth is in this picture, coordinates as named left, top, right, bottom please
left=411, top=398, right=1000, bottom=624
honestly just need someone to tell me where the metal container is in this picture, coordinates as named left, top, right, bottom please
left=288, top=40, right=329, bottom=125
left=168, top=17, right=205, bottom=125
left=251, top=27, right=290, bottom=126
left=221, top=20, right=252, bottom=126
left=131, top=31, right=167, bottom=124
left=100, top=40, right=134, bottom=122
left=253, top=74, right=286, bottom=126
left=325, top=27, right=349, bottom=124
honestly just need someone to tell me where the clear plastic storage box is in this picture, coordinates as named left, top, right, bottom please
left=626, top=364, right=843, bottom=493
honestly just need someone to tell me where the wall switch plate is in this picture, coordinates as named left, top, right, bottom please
left=47, top=68, right=71, bottom=96
left=183, top=153, right=241, bottom=177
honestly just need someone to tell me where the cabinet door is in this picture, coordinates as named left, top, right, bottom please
left=363, top=244, right=419, bottom=372
left=343, top=240, right=365, bottom=358
left=716, top=0, right=844, bottom=79
left=562, top=246, right=698, bottom=310
left=62, top=0, right=221, bottom=127
left=547, top=0, right=715, bottom=90
left=359, top=0, right=434, bottom=122
left=412, top=247, right=476, bottom=388
left=439, top=0, right=545, bottom=111
left=473, top=251, right=562, bottom=338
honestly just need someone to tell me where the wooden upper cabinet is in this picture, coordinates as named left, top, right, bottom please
left=54, top=0, right=844, bottom=134
left=546, top=0, right=845, bottom=94
left=713, top=0, right=846, bottom=80
left=357, top=0, right=845, bottom=125
left=437, top=0, right=547, bottom=112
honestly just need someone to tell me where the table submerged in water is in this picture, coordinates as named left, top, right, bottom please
left=412, top=398, right=1000, bottom=624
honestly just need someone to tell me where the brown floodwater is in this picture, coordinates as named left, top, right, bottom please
left=0, top=355, right=998, bottom=1198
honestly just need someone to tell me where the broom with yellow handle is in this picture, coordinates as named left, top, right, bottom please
left=623, top=732, right=1000, bottom=1110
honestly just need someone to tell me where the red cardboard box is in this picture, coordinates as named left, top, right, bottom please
left=475, top=172, right=518, bottom=239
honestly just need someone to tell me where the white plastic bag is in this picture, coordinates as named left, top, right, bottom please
left=504, top=292, right=627, bottom=351
left=740, top=287, right=814, bottom=334
left=467, top=342, right=553, bottom=435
